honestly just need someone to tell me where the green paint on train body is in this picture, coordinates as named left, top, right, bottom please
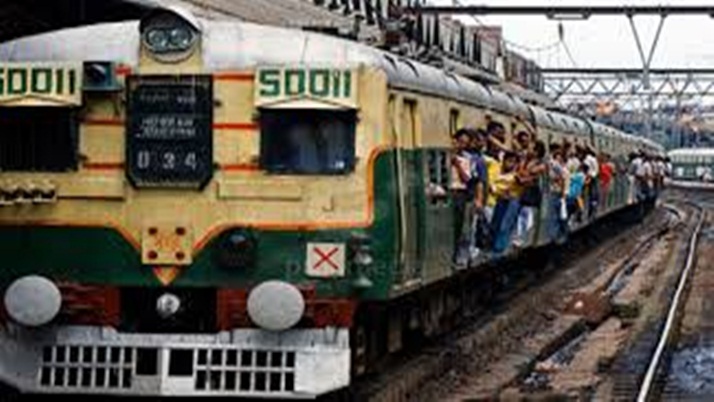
left=0, top=148, right=638, bottom=302
left=0, top=151, right=401, bottom=300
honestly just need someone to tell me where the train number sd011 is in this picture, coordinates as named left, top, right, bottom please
left=255, top=68, right=357, bottom=107
left=126, top=75, right=213, bottom=189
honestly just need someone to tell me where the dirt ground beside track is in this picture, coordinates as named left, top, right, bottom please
left=421, top=202, right=695, bottom=401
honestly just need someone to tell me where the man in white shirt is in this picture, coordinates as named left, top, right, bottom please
left=628, top=152, right=643, bottom=204
left=655, top=157, right=666, bottom=193
left=639, top=155, right=654, bottom=202
left=584, top=148, right=599, bottom=218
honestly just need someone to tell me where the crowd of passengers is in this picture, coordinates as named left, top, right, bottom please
left=449, top=121, right=670, bottom=268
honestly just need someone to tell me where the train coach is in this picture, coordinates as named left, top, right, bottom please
left=668, top=148, right=714, bottom=182
left=0, top=6, right=663, bottom=399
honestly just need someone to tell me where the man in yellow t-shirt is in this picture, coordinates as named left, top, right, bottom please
left=490, top=152, right=521, bottom=253
left=483, top=153, right=500, bottom=223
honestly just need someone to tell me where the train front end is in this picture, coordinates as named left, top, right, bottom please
left=0, top=8, right=394, bottom=398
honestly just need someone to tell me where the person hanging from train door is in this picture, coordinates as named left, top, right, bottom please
left=628, top=151, right=643, bottom=205
left=651, top=156, right=661, bottom=195
left=514, top=130, right=531, bottom=155
left=466, top=128, right=488, bottom=264
left=583, top=146, right=600, bottom=219
left=656, top=156, right=667, bottom=191
left=567, top=163, right=588, bottom=227
left=547, top=143, right=570, bottom=245
left=642, top=153, right=656, bottom=210
left=483, top=122, right=506, bottom=231
left=490, top=150, right=521, bottom=254
left=486, top=120, right=509, bottom=161
left=514, top=140, right=548, bottom=248
left=512, top=130, right=534, bottom=247
left=664, top=156, right=673, bottom=179
left=566, top=144, right=582, bottom=175
left=598, top=153, right=614, bottom=210
left=450, top=128, right=474, bottom=268
left=639, top=153, right=653, bottom=203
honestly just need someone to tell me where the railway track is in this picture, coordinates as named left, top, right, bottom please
left=495, top=190, right=711, bottom=402
left=340, top=202, right=684, bottom=402
left=636, top=200, right=705, bottom=402
left=614, top=189, right=714, bottom=402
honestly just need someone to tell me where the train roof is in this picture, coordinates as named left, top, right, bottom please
left=0, top=19, right=531, bottom=116
left=589, top=121, right=623, bottom=139
left=527, top=106, right=591, bottom=137
left=0, top=12, right=658, bottom=149
left=0, top=19, right=507, bottom=108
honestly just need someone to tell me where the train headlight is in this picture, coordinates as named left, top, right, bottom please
left=4, top=275, right=61, bottom=327
left=140, top=7, right=200, bottom=61
left=216, top=230, right=257, bottom=269
left=145, top=29, right=171, bottom=52
left=247, top=281, right=304, bottom=331
left=349, top=233, right=374, bottom=290
left=144, top=26, right=196, bottom=54
left=353, top=248, right=374, bottom=266
left=169, top=27, right=194, bottom=49
left=156, top=293, right=181, bottom=319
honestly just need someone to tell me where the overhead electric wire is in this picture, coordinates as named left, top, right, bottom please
left=560, top=40, right=579, bottom=68
left=445, top=0, right=570, bottom=66
left=558, top=23, right=579, bottom=68
left=505, top=39, right=561, bottom=53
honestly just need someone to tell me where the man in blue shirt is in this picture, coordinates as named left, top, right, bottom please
left=567, top=164, right=588, bottom=224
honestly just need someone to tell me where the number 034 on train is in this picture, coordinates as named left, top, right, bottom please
left=0, top=6, right=664, bottom=399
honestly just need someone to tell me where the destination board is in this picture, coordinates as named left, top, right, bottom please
left=126, top=75, right=213, bottom=188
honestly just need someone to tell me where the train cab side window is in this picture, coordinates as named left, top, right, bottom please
left=0, top=107, right=79, bottom=172
left=426, top=150, right=449, bottom=205
left=259, top=108, right=356, bottom=175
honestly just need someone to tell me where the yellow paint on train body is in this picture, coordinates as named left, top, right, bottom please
left=0, top=51, right=638, bottom=262
left=0, top=63, right=388, bottom=259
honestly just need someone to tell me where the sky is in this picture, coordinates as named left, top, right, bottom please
left=428, top=0, right=714, bottom=69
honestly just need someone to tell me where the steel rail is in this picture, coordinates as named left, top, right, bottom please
left=636, top=205, right=705, bottom=402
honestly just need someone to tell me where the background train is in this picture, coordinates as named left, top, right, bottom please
left=0, top=5, right=664, bottom=399
left=668, top=148, right=714, bottom=182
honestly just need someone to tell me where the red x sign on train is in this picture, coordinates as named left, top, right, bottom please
left=306, top=243, right=345, bottom=278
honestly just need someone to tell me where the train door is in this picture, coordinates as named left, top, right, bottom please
left=421, top=108, right=456, bottom=283
left=393, top=97, right=424, bottom=288
left=523, top=126, right=545, bottom=247
left=535, top=129, right=558, bottom=246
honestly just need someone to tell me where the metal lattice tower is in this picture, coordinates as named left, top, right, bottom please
left=407, top=4, right=714, bottom=146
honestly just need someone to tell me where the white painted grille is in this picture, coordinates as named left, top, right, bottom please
left=40, top=345, right=135, bottom=389
left=8, top=327, right=349, bottom=397
left=38, top=344, right=296, bottom=394
left=193, top=349, right=296, bottom=392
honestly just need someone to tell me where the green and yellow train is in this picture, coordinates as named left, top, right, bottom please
left=0, top=6, right=663, bottom=398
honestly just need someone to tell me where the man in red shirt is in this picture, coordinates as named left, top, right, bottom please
left=599, top=153, right=614, bottom=209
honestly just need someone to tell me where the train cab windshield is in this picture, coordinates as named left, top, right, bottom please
left=0, top=107, right=79, bottom=172
left=259, top=108, right=356, bottom=175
